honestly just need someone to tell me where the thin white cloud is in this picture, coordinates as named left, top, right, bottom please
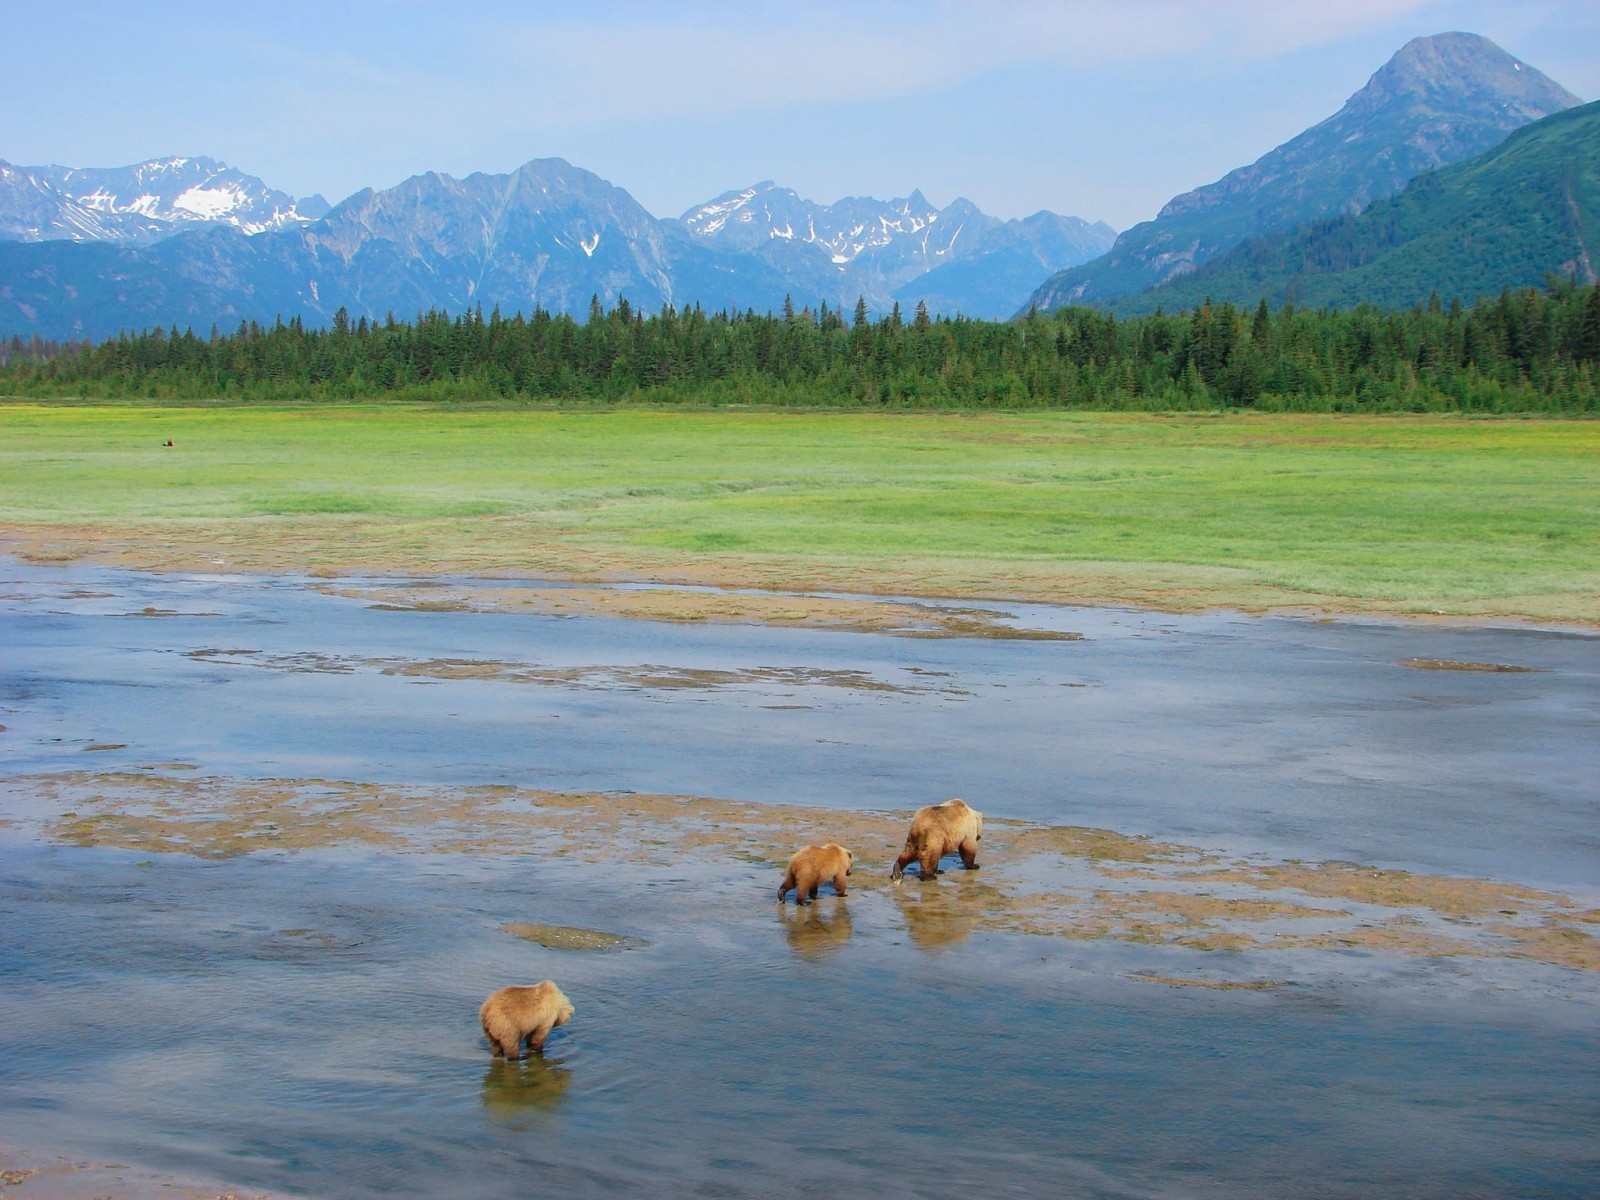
left=461, top=1, right=1444, bottom=129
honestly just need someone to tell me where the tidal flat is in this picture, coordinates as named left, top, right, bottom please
left=2, top=559, right=1597, bottom=1198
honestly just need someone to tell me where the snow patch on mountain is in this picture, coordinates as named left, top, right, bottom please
left=0, top=155, right=325, bottom=246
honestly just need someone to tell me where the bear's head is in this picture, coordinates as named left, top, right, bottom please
left=827, top=843, right=854, bottom=875
left=546, top=982, right=575, bottom=1027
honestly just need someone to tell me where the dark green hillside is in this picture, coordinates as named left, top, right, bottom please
left=1114, top=100, right=1600, bottom=316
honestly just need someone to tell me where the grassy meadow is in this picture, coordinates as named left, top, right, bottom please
left=1, top=402, right=1596, bottom=623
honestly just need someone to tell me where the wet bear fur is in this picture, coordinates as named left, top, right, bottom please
left=778, top=843, right=854, bottom=905
left=480, top=981, right=574, bottom=1059
left=891, top=798, right=983, bottom=881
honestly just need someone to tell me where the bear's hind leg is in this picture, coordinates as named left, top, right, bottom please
left=484, top=1019, right=510, bottom=1058
left=919, top=850, right=942, bottom=879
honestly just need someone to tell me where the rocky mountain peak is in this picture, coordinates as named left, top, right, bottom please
left=1350, top=31, right=1581, bottom=120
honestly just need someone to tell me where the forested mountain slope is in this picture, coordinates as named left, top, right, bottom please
left=1110, top=99, right=1600, bottom=315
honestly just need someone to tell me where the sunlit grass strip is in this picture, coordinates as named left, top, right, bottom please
left=1, top=404, right=1596, bottom=622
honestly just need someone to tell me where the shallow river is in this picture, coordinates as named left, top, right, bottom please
left=1, top=561, right=1596, bottom=1198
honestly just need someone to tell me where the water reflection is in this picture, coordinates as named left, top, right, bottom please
left=778, top=899, right=853, bottom=959
left=892, top=881, right=984, bottom=951
left=480, top=1055, right=572, bottom=1127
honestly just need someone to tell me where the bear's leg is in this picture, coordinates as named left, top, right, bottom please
left=795, top=869, right=814, bottom=905
left=528, top=1022, right=553, bottom=1052
left=920, top=851, right=942, bottom=879
left=833, top=871, right=849, bottom=897
left=778, top=870, right=796, bottom=902
left=891, top=850, right=916, bottom=880
left=959, top=838, right=980, bottom=870
left=808, top=882, right=821, bottom=901
left=502, top=1037, right=521, bottom=1061
left=485, top=1019, right=510, bottom=1058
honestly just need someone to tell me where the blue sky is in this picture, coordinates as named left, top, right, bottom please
left=4, top=1, right=1596, bottom=230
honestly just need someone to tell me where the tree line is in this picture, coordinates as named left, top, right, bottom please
left=4, top=282, right=1598, bottom=413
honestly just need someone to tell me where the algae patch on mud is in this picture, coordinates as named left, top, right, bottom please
left=184, top=648, right=968, bottom=698
left=1130, top=974, right=1286, bottom=991
left=500, top=923, right=645, bottom=952
left=10, top=770, right=1597, bottom=973
left=1399, top=658, right=1539, bottom=673
left=317, top=583, right=1082, bottom=641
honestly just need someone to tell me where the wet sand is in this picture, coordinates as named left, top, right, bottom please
left=6, top=522, right=1595, bottom=629
left=0, top=1144, right=280, bottom=1200
left=7, top=770, right=1594, bottom=972
left=318, top=582, right=1083, bottom=640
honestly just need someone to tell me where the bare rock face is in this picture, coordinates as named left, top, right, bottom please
left=1025, top=32, right=1582, bottom=313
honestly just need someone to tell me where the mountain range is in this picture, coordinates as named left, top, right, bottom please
left=1022, top=32, right=1581, bottom=314
left=0, top=31, right=1587, bottom=344
left=680, top=182, right=1113, bottom=317
left=0, top=157, right=1113, bottom=341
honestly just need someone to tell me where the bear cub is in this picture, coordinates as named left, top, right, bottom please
left=480, top=981, right=575, bottom=1059
left=778, top=843, right=854, bottom=905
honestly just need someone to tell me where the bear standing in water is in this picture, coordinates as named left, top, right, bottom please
left=777, top=843, right=854, bottom=905
left=480, top=981, right=574, bottom=1059
left=891, top=798, right=983, bottom=882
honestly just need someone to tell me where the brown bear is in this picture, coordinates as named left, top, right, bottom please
left=891, top=798, right=983, bottom=882
left=480, top=981, right=575, bottom=1060
left=777, top=843, right=854, bottom=905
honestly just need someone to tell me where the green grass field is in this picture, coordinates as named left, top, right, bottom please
left=2, top=403, right=1596, bottom=622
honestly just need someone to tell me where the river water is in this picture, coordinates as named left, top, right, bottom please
left=1, top=561, right=1596, bottom=1198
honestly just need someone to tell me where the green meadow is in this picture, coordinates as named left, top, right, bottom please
left=2, top=402, right=1596, bottom=623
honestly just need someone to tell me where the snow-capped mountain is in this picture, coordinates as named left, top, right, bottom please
left=0, top=155, right=328, bottom=245
left=680, top=182, right=1114, bottom=316
left=0, top=158, right=802, bottom=341
left=0, top=156, right=1109, bottom=338
left=683, top=183, right=948, bottom=265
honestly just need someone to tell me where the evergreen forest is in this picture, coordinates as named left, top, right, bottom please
left=4, top=284, right=1599, bottom=413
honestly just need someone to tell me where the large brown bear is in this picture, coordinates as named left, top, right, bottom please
left=891, top=798, right=983, bottom=882
left=480, top=981, right=575, bottom=1060
left=777, top=843, right=854, bottom=905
